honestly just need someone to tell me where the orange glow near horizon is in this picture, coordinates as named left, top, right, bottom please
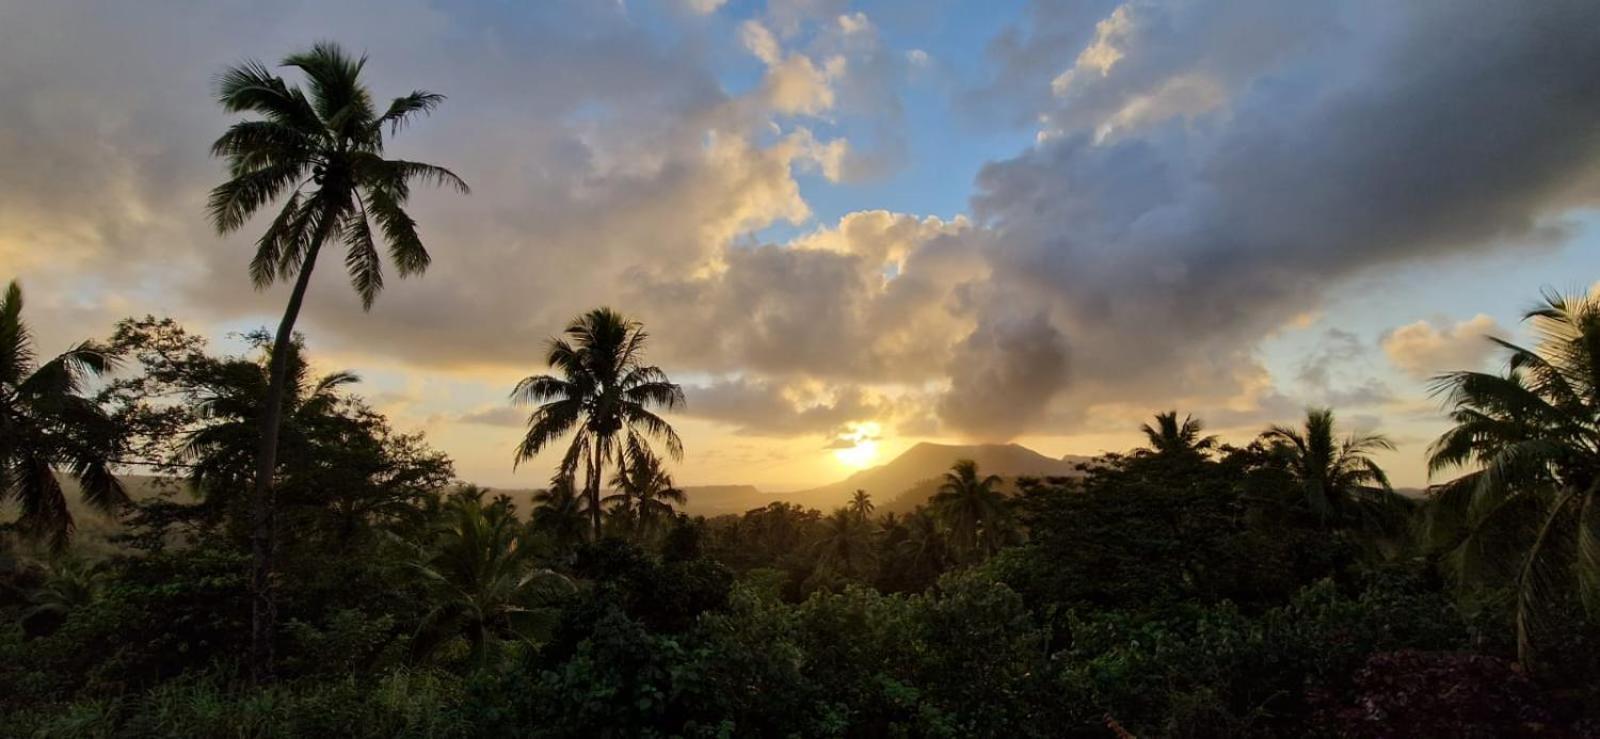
left=831, top=422, right=882, bottom=469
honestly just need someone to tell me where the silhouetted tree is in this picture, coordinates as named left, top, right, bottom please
left=607, top=450, right=687, bottom=542
left=1426, top=289, right=1600, bottom=664
left=207, top=42, right=467, bottom=680
left=930, top=459, right=1015, bottom=561
left=532, top=477, right=588, bottom=552
left=849, top=489, right=874, bottom=520
left=812, top=507, right=877, bottom=584
left=0, top=281, right=126, bottom=551
left=1261, top=408, right=1408, bottom=536
left=512, top=308, right=684, bottom=540
left=1139, top=410, right=1218, bottom=461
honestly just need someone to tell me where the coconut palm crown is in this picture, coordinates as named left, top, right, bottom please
left=513, top=308, right=684, bottom=539
left=1426, top=288, right=1600, bottom=664
left=0, top=281, right=127, bottom=551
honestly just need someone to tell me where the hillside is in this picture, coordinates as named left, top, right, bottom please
left=777, top=442, right=1091, bottom=513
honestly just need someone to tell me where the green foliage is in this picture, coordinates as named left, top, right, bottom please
left=1426, top=288, right=1600, bottom=665
left=0, top=279, right=127, bottom=551
left=1053, top=572, right=1476, bottom=737
left=11, top=298, right=1600, bottom=735
left=5, top=669, right=471, bottom=739
left=1001, top=457, right=1357, bottom=614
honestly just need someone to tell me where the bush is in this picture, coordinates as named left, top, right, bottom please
left=1309, top=650, right=1564, bottom=738
left=3, top=669, right=470, bottom=739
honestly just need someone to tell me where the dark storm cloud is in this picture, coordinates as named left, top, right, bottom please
left=3, top=0, right=1599, bottom=446
left=934, top=0, right=1600, bottom=437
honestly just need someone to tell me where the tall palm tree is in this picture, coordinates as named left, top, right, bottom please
left=207, top=42, right=467, bottom=681
left=530, top=477, right=588, bottom=551
left=0, top=281, right=127, bottom=551
left=929, top=459, right=1014, bottom=561
left=1260, top=408, right=1407, bottom=534
left=1139, top=410, right=1218, bottom=460
left=512, top=308, right=684, bottom=540
left=407, top=492, right=571, bottom=668
left=1426, top=289, right=1600, bottom=664
left=606, top=450, right=687, bottom=541
left=813, top=507, right=878, bottom=580
left=849, top=489, right=875, bottom=520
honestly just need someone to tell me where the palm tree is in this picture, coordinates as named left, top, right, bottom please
left=929, top=459, right=1015, bottom=561
left=813, top=507, right=878, bottom=580
left=1139, top=410, right=1218, bottom=460
left=407, top=491, right=572, bottom=668
left=20, top=557, right=103, bottom=636
left=849, top=489, right=875, bottom=520
left=606, top=450, right=687, bottom=541
left=1426, top=289, right=1600, bottom=664
left=530, top=477, right=588, bottom=551
left=512, top=308, right=684, bottom=540
left=1260, top=408, right=1408, bottom=534
left=0, top=281, right=127, bottom=551
left=207, top=42, right=467, bottom=681
left=180, top=339, right=358, bottom=512
left=895, top=508, right=950, bottom=578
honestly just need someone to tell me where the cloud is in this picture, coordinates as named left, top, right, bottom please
left=1382, top=314, right=1504, bottom=379
left=944, top=0, right=1600, bottom=435
left=457, top=406, right=525, bottom=428
left=937, top=312, right=1069, bottom=440
left=685, top=0, right=728, bottom=15
left=3, top=0, right=1599, bottom=458
left=683, top=377, right=910, bottom=437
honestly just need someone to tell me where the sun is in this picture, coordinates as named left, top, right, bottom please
left=831, top=422, right=882, bottom=469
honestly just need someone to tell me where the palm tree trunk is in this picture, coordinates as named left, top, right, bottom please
left=249, top=238, right=323, bottom=684
left=587, top=444, right=602, bottom=540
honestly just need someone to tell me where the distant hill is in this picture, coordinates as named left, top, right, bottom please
left=485, top=483, right=774, bottom=519
left=777, top=442, right=1092, bottom=514
left=486, top=442, right=1093, bottom=518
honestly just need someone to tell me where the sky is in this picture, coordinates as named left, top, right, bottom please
left=2, top=0, right=1598, bottom=491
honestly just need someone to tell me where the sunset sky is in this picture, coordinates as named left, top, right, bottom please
left=3, top=0, right=1598, bottom=491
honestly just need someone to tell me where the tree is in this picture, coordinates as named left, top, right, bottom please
left=607, top=450, right=687, bottom=542
left=848, top=489, right=874, bottom=520
left=512, top=308, right=684, bottom=540
left=207, top=42, right=467, bottom=681
left=1426, top=289, right=1600, bottom=664
left=1138, top=410, right=1218, bottom=461
left=531, top=477, right=588, bottom=552
left=180, top=339, right=360, bottom=511
left=1260, top=408, right=1409, bottom=535
left=104, top=320, right=453, bottom=546
left=406, top=489, right=572, bottom=668
left=812, top=507, right=877, bottom=583
left=0, top=281, right=127, bottom=551
left=929, top=459, right=1015, bottom=561
left=882, top=507, right=951, bottom=593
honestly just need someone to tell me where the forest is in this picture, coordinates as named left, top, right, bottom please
left=4, top=42, right=1600, bottom=738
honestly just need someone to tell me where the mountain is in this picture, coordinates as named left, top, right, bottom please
left=776, top=442, right=1092, bottom=513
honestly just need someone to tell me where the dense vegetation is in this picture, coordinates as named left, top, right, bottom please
left=4, top=42, right=1600, bottom=737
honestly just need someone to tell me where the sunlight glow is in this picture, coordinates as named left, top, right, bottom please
left=831, top=422, right=882, bottom=469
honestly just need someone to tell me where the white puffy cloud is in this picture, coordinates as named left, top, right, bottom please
left=1382, top=315, right=1504, bottom=379
left=3, top=0, right=1600, bottom=459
